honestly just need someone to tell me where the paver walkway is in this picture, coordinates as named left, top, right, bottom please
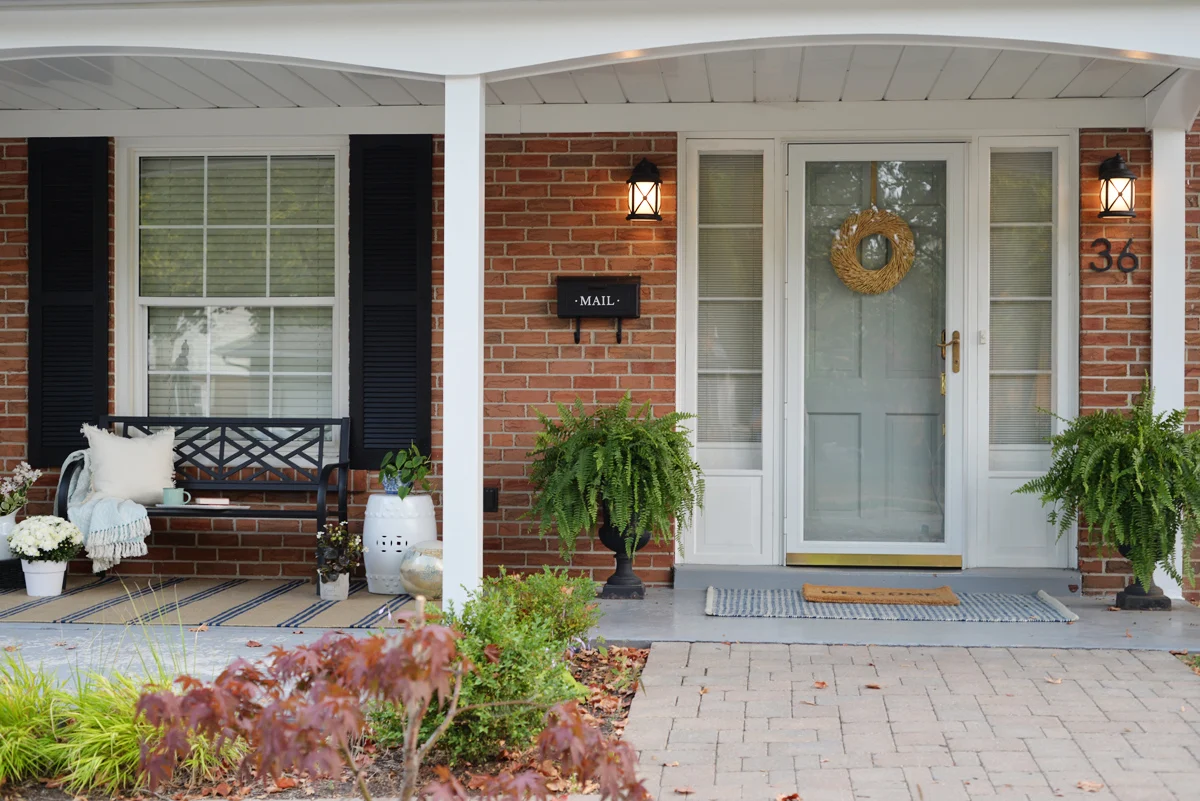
left=622, top=643, right=1200, bottom=801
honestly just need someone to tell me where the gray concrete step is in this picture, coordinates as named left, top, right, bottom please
left=672, top=564, right=1082, bottom=596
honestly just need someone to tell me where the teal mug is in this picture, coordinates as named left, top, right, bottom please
left=162, top=488, right=192, bottom=506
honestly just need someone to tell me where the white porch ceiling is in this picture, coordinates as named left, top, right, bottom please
left=0, top=46, right=1178, bottom=111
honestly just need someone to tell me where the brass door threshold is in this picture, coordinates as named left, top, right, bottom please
left=786, top=553, right=963, bottom=569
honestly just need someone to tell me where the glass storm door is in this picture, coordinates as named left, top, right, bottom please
left=784, top=144, right=965, bottom=567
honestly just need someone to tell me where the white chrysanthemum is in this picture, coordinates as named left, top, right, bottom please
left=7, top=515, right=84, bottom=560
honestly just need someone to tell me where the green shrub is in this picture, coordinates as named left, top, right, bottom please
left=369, top=581, right=586, bottom=765
left=482, top=567, right=601, bottom=645
left=0, top=655, right=64, bottom=786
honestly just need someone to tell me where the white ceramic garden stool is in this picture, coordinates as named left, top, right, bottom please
left=21, top=559, right=66, bottom=597
left=363, top=492, right=437, bottom=594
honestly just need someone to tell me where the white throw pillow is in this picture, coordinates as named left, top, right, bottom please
left=82, top=424, right=177, bottom=505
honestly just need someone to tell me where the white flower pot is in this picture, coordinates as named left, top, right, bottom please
left=319, top=572, right=350, bottom=601
left=21, top=559, right=66, bottom=597
left=0, top=513, right=16, bottom=561
left=363, top=492, right=437, bottom=594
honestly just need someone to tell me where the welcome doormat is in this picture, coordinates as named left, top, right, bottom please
left=705, top=587, right=1078, bottom=623
left=801, top=583, right=960, bottom=606
left=0, top=576, right=418, bottom=629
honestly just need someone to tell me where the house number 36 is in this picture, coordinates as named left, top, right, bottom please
left=1089, top=237, right=1139, bottom=273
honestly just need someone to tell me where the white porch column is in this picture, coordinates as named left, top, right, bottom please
left=1150, top=127, right=1187, bottom=600
left=441, top=75, right=486, bottom=610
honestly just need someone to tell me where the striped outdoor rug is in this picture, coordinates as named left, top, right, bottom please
left=705, top=587, right=1078, bottom=623
left=0, top=576, right=418, bottom=628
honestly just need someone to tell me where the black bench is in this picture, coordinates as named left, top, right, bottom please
left=55, top=416, right=350, bottom=533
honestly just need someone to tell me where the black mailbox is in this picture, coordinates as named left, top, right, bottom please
left=555, top=276, right=641, bottom=343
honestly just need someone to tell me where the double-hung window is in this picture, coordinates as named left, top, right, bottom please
left=129, top=145, right=346, bottom=419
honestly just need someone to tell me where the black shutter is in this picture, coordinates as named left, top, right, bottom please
left=349, top=135, right=433, bottom=469
left=27, top=138, right=109, bottom=469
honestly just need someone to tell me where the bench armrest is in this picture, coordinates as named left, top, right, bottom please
left=315, top=460, right=350, bottom=530
left=54, top=459, right=84, bottom=518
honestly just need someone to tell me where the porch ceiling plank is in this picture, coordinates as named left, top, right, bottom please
left=613, top=59, right=669, bottom=103
left=1104, top=64, right=1178, bottom=98
left=13, top=58, right=137, bottom=110
left=36, top=56, right=174, bottom=109
left=704, top=50, right=755, bottom=102
left=0, top=80, right=53, bottom=110
left=285, top=65, right=378, bottom=106
left=796, top=44, right=853, bottom=102
left=926, top=47, right=1001, bottom=101
left=485, top=84, right=502, bottom=105
left=970, top=50, right=1047, bottom=100
left=96, top=56, right=214, bottom=109
left=658, top=55, right=711, bottom=103
left=183, top=58, right=297, bottom=108
left=841, top=44, right=903, bottom=102
left=0, top=63, right=95, bottom=109
left=397, top=79, right=445, bottom=106
left=1013, top=54, right=1093, bottom=99
left=1058, top=58, right=1133, bottom=98
left=883, top=46, right=953, bottom=102
left=753, top=47, right=802, bottom=103
left=526, top=72, right=585, bottom=104
left=234, top=62, right=336, bottom=107
left=488, top=77, right=544, bottom=105
left=131, top=56, right=255, bottom=108
left=343, top=72, right=420, bottom=105
left=570, top=65, right=627, bottom=104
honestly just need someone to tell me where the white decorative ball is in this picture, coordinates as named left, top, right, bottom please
left=398, top=539, right=443, bottom=599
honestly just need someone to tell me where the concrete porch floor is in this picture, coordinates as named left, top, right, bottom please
left=592, top=590, right=1200, bottom=652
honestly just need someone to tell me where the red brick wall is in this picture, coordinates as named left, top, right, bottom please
left=0, top=140, right=31, bottom=488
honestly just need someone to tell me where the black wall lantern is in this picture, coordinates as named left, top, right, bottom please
left=1098, top=153, right=1136, bottom=219
left=626, top=158, right=663, bottom=221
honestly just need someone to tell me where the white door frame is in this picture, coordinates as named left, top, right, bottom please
left=783, top=142, right=969, bottom=564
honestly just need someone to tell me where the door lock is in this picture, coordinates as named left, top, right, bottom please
left=937, top=330, right=961, bottom=373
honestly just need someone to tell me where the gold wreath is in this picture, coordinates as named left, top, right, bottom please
left=829, top=207, right=916, bottom=295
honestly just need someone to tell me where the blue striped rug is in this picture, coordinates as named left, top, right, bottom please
left=705, top=587, right=1078, bottom=623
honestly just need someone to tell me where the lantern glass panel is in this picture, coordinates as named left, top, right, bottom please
left=1102, top=176, right=1134, bottom=214
left=629, top=180, right=660, bottom=218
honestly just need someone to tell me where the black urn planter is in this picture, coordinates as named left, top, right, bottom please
left=1114, top=545, right=1172, bottom=611
left=596, top=517, right=651, bottom=600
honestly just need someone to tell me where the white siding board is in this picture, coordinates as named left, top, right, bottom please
left=705, top=50, right=755, bottom=102
left=489, top=77, right=544, bottom=105
left=19, top=59, right=136, bottom=109
left=344, top=72, right=420, bottom=105
left=528, top=73, right=585, bottom=104
left=287, top=66, right=377, bottom=106
left=1014, top=54, right=1092, bottom=99
left=235, top=62, right=337, bottom=107
left=36, top=57, right=172, bottom=108
left=927, top=47, right=1001, bottom=100
left=1059, top=59, right=1133, bottom=97
left=1104, top=64, right=1177, bottom=97
left=884, top=46, right=953, bottom=101
left=398, top=79, right=444, bottom=105
left=132, top=57, right=254, bottom=107
left=659, top=55, right=711, bottom=102
left=971, top=50, right=1047, bottom=99
left=0, top=64, right=95, bottom=109
left=841, top=45, right=903, bottom=101
left=100, top=57, right=214, bottom=108
left=614, top=60, right=669, bottom=103
left=754, top=47, right=801, bottom=102
left=572, top=66, right=627, bottom=104
left=0, top=81, right=54, bottom=110
left=797, top=45, right=853, bottom=102
left=185, top=59, right=296, bottom=107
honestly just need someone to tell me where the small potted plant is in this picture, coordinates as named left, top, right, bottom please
left=315, top=521, right=363, bottom=601
left=1016, top=382, right=1199, bottom=610
left=6, top=515, right=83, bottom=597
left=364, top=445, right=438, bottom=594
left=0, top=461, right=42, bottom=562
left=527, top=393, right=704, bottom=599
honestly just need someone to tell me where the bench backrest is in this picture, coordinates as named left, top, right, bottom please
left=100, top=416, right=350, bottom=492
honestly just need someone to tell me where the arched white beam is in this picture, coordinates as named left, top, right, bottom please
left=3, top=0, right=1200, bottom=81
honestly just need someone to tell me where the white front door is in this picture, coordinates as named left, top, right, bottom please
left=784, top=143, right=967, bottom=567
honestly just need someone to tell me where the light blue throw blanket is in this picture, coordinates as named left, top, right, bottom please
left=61, top=450, right=152, bottom=572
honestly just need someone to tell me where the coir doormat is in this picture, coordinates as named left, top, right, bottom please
left=801, top=584, right=960, bottom=606
left=0, top=576, right=419, bottom=629
left=705, top=586, right=1078, bottom=623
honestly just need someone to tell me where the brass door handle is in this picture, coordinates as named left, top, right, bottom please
left=937, top=330, right=961, bottom=373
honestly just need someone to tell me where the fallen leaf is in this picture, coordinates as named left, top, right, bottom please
left=776, top=794, right=801, bottom=801
left=291, top=630, right=304, bottom=635
left=246, top=640, right=262, bottom=648
left=699, top=686, right=709, bottom=695
left=799, top=699, right=817, bottom=706
left=1125, top=629, right=1133, bottom=639
left=864, top=683, right=882, bottom=690
left=1108, top=606, right=1121, bottom=611
left=1170, top=649, right=1188, bottom=656
left=3, top=645, right=17, bottom=652
left=662, top=761, right=679, bottom=767
left=1044, top=676, right=1063, bottom=685
left=813, top=680, right=828, bottom=689
left=214, top=782, right=232, bottom=797
left=1077, top=780, right=1104, bottom=793
left=53, top=641, right=67, bottom=647
left=673, top=788, right=695, bottom=796
left=274, top=777, right=297, bottom=790
left=188, top=624, right=209, bottom=633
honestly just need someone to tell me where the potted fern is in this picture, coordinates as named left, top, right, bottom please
left=1016, top=383, right=1199, bottom=610
left=526, top=393, right=703, bottom=599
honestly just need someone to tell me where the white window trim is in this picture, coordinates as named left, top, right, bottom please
left=115, top=136, right=351, bottom=419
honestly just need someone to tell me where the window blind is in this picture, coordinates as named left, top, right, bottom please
left=989, top=151, right=1054, bottom=447
left=697, top=154, right=764, bottom=458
